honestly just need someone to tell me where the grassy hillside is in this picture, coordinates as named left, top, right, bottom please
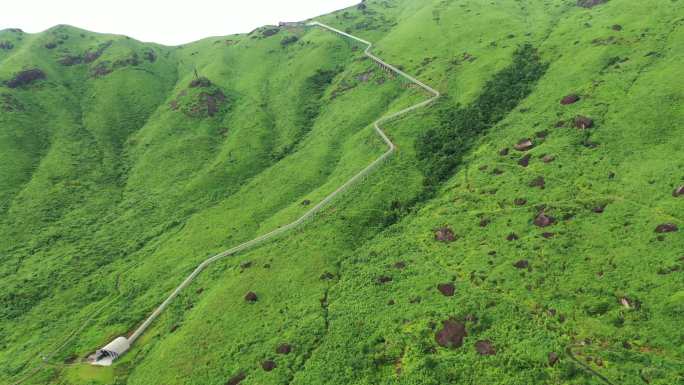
left=1, top=0, right=682, bottom=384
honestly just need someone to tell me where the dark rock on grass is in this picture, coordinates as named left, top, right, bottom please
left=514, top=138, right=534, bottom=151
left=475, top=340, right=496, bottom=355
left=492, top=168, right=504, bottom=175
left=435, top=320, right=467, bottom=349
left=143, top=50, right=157, bottom=62
left=529, top=176, right=546, bottom=189
left=190, top=76, right=212, bottom=88
left=535, top=130, right=549, bottom=139
left=262, top=28, right=280, bottom=37
left=518, top=154, right=532, bottom=167
left=560, top=94, right=580, bottom=105
left=320, top=272, right=334, bottom=280
left=612, top=24, right=623, bottom=31
left=393, top=261, right=406, bottom=269
left=244, top=291, right=258, bottom=303
left=655, top=223, right=678, bottom=233
left=377, top=275, right=393, bottom=284
left=388, top=299, right=395, bottom=305
left=542, top=232, right=555, bottom=239
left=506, top=233, right=519, bottom=241
left=5, top=69, right=46, bottom=88
left=90, top=61, right=112, bottom=78
left=276, top=343, right=291, bottom=354
left=534, top=213, right=555, bottom=227
left=437, top=283, right=456, bottom=297
left=542, top=154, right=555, bottom=163
left=499, top=148, right=509, bottom=156
left=0, top=41, right=13, bottom=50
left=514, top=198, right=527, bottom=206
left=592, top=205, right=606, bottom=213
left=301, top=199, right=311, bottom=206
left=44, top=42, right=58, bottom=49
left=479, top=218, right=491, bottom=227
left=673, top=186, right=684, bottom=197
left=434, top=227, right=456, bottom=242
left=574, top=115, right=594, bottom=129
left=514, top=260, right=529, bottom=269
left=262, top=360, right=277, bottom=371
left=59, top=55, right=83, bottom=66
left=226, top=372, right=246, bottom=385
left=240, top=261, right=252, bottom=269
left=548, top=352, right=559, bottom=366
left=577, top=0, right=608, bottom=8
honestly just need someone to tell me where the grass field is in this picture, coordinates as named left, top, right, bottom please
left=0, top=0, right=682, bottom=384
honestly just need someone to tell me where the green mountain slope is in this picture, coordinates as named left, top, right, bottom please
left=1, top=1, right=682, bottom=384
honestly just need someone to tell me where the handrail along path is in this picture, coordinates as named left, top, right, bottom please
left=105, top=21, right=441, bottom=359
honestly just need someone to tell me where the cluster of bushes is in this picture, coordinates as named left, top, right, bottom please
left=416, top=44, right=548, bottom=191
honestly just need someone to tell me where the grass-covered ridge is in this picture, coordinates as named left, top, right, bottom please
left=1, top=0, right=683, bottom=384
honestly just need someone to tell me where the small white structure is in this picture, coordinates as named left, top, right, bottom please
left=88, top=336, right=130, bottom=366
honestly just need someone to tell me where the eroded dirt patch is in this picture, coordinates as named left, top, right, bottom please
left=435, top=320, right=467, bottom=349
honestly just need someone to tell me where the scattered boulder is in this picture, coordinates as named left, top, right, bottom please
left=262, top=360, right=277, bottom=371
left=435, top=320, right=467, bottom=349
left=377, top=275, right=393, bottom=284
left=479, top=218, right=491, bottom=227
left=514, top=198, right=527, bottom=206
left=535, top=130, right=549, bottom=139
left=542, top=154, right=555, bottom=163
left=542, top=232, right=555, bottom=239
left=437, top=283, right=456, bottom=297
left=5, top=69, right=46, bottom=88
left=59, top=55, right=83, bottom=66
left=280, top=36, right=299, bottom=46
left=506, top=233, right=519, bottom=241
left=475, top=340, right=496, bottom=355
left=262, top=28, right=280, bottom=37
left=499, top=148, right=509, bottom=156
left=301, top=199, right=311, bottom=206
left=574, top=116, right=594, bottom=129
left=190, top=77, right=212, bottom=88
left=514, top=260, right=529, bottom=269
left=244, top=291, right=258, bottom=303
left=434, top=227, right=456, bottom=242
left=560, top=94, right=580, bottom=105
left=320, top=272, right=335, bottom=280
left=90, top=61, right=112, bottom=78
left=276, top=343, right=292, bottom=354
left=592, top=205, right=606, bottom=214
left=143, top=50, right=157, bottom=62
left=0, top=41, right=14, bottom=50
left=393, top=261, right=406, bottom=269
left=612, top=24, right=623, bottom=31
left=514, top=138, right=534, bottom=151
left=577, top=0, right=608, bottom=8
left=673, top=186, right=684, bottom=197
left=655, top=223, right=678, bottom=233
left=529, top=176, right=546, bottom=189
left=548, top=352, right=559, bottom=366
left=226, top=372, right=246, bottom=385
left=518, top=154, right=532, bottom=167
left=534, top=213, right=555, bottom=227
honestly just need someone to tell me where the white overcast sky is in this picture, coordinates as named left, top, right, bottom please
left=1, top=0, right=359, bottom=45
